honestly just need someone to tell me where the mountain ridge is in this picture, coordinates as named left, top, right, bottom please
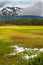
left=0, top=7, right=23, bottom=15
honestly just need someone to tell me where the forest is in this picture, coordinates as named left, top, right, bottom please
left=0, top=19, right=43, bottom=25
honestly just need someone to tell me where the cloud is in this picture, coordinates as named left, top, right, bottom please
left=0, top=0, right=11, bottom=8
left=0, top=1, right=7, bottom=7
left=0, top=0, right=42, bottom=8
left=19, top=2, right=43, bottom=16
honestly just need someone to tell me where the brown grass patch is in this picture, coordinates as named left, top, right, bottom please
left=11, top=36, right=40, bottom=41
left=33, top=32, right=43, bottom=35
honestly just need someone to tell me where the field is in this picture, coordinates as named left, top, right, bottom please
left=0, top=26, right=43, bottom=65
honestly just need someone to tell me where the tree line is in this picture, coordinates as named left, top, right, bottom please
left=0, top=19, right=43, bottom=25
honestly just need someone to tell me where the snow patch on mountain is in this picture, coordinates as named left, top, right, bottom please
left=0, top=7, right=23, bottom=15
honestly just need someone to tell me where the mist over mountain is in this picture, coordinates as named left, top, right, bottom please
left=19, top=2, right=43, bottom=16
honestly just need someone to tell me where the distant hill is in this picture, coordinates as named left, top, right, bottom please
left=0, top=15, right=43, bottom=21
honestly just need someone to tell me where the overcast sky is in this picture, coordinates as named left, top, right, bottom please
left=0, top=0, right=42, bottom=8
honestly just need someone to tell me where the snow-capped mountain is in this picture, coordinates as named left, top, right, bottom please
left=0, top=1, right=43, bottom=16
left=0, top=7, right=23, bottom=15
left=19, top=2, right=43, bottom=16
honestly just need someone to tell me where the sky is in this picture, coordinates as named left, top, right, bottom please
left=0, top=0, right=42, bottom=8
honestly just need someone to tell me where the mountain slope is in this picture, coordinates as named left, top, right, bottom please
left=0, top=7, right=23, bottom=15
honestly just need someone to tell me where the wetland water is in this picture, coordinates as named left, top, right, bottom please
left=9, top=45, right=43, bottom=60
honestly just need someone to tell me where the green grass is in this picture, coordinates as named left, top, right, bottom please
left=0, top=26, right=43, bottom=65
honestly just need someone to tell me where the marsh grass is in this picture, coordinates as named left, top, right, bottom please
left=0, top=26, right=43, bottom=65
